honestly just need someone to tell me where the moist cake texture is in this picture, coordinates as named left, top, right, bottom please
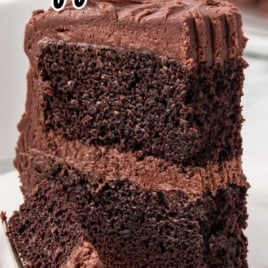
left=7, top=180, right=103, bottom=268
left=8, top=0, right=249, bottom=267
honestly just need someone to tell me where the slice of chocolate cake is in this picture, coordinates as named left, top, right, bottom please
left=11, top=0, right=249, bottom=266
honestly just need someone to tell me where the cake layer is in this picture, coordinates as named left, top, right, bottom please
left=7, top=180, right=103, bottom=268
left=36, top=42, right=245, bottom=166
left=25, top=0, right=246, bottom=67
left=8, top=173, right=248, bottom=267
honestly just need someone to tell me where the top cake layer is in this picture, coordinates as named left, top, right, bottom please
left=26, top=0, right=246, bottom=68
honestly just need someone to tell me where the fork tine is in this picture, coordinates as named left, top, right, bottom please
left=1, top=212, right=24, bottom=268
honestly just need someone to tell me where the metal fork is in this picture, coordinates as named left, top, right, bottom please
left=1, top=212, right=24, bottom=268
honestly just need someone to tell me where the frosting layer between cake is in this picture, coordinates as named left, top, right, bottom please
left=17, top=131, right=248, bottom=196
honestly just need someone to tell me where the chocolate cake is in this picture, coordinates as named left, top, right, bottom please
left=8, top=0, right=249, bottom=267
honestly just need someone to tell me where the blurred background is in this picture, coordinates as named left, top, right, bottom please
left=0, top=0, right=268, bottom=267
left=0, top=0, right=50, bottom=172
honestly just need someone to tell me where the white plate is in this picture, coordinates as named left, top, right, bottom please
left=0, top=159, right=268, bottom=268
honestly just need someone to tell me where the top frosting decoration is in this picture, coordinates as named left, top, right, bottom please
left=40, top=0, right=245, bottom=67
left=55, top=0, right=235, bottom=23
left=54, top=0, right=225, bottom=15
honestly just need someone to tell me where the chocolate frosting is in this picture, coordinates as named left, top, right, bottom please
left=26, top=0, right=246, bottom=68
left=27, top=129, right=248, bottom=197
left=62, top=242, right=103, bottom=268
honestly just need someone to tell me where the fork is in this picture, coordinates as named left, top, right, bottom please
left=1, top=212, right=24, bottom=268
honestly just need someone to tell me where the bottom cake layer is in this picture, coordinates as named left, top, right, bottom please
left=7, top=168, right=248, bottom=267
left=7, top=179, right=103, bottom=268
